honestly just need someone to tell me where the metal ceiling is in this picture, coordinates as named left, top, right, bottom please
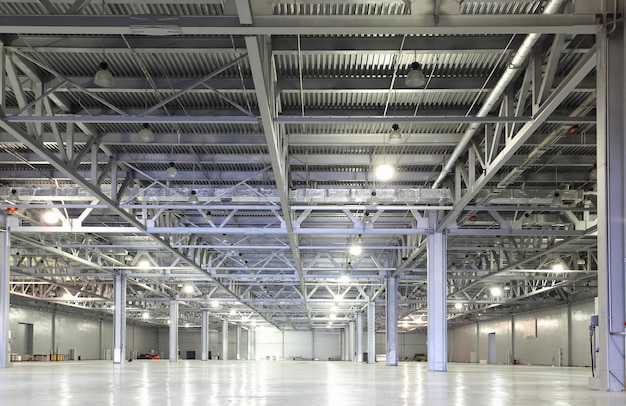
left=0, top=0, right=602, bottom=333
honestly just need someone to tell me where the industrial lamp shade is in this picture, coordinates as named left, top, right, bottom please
left=93, top=62, right=115, bottom=88
left=165, top=162, right=178, bottom=179
left=388, top=123, right=403, bottom=144
left=188, top=190, right=199, bottom=204
left=138, top=123, right=154, bottom=142
left=405, top=62, right=426, bottom=88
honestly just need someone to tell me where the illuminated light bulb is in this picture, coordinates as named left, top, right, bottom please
left=42, top=210, right=60, bottom=225
left=375, top=163, right=395, bottom=181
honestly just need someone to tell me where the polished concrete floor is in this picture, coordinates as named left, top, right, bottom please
left=0, top=360, right=624, bottom=405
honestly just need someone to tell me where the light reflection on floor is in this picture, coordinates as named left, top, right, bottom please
left=0, top=361, right=623, bottom=406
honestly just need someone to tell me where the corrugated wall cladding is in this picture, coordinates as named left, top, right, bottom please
left=273, top=2, right=407, bottom=16
left=274, top=50, right=512, bottom=78
left=0, top=1, right=224, bottom=15
left=23, top=50, right=248, bottom=79
left=460, top=1, right=544, bottom=15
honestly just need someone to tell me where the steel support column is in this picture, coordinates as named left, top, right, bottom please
left=247, top=328, right=254, bottom=360
left=0, top=214, right=10, bottom=368
left=201, top=310, right=209, bottom=361
left=169, top=300, right=178, bottom=362
left=356, top=311, right=363, bottom=362
left=222, top=319, right=229, bottom=361
left=591, top=24, right=626, bottom=392
left=236, top=324, right=241, bottom=360
left=113, top=273, right=126, bottom=364
left=348, top=321, right=355, bottom=361
left=386, top=274, right=398, bottom=366
left=368, top=301, right=376, bottom=364
left=427, top=212, right=447, bottom=371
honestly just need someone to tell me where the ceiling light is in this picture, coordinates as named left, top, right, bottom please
left=93, top=61, right=115, bottom=88
left=490, top=287, right=503, bottom=297
left=165, top=162, right=178, bottom=179
left=339, top=274, right=350, bottom=284
left=205, top=211, right=214, bottom=224
left=330, top=304, right=339, bottom=313
left=42, top=210, right=60, bottom=225
left=405, top=62, right=426, bottom=88
left=349, top=244, right=362, bottom=257
left=551, top=191, right=562, bottom=207
left=183, top=284, right=194, bottom=294
left=362, top=211, right=372, bottom=224
left=138, top=123, right=154, bottom=142
left=329, top=313, right=337, bottom=320
left=138, top=259, right=150, bottom=269
left=368, top=191, right=379, bottom=205
left=375, top=163, right=395, bottom=181
left=188, top=190, right=199, bottom=204
left=552, top=262, right=565, bottom=272
left=229, top=308, right=237, bottom=316
left=577, top=256, right=586, bottom=265
left=388, top=123, right=403, bottom=144
left=7, top=189, right=19, bottom=204
left=454, top=303, right=463, bottom=310
left=142, top=312, right=150, bottom=319
left=211, top=300, right=220, bottom=308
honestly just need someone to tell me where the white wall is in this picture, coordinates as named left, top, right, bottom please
left=158, top=327, right=250, bottom=360
left=254, top=327, right=342, bottom=361
left=449, top=300, right=595, bottom=366
left=9, top=306, right=159, bottom=360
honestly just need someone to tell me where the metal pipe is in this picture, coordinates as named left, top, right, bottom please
left=431, top=0, right=567, bottom=188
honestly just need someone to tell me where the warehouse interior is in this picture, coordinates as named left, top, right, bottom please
left=0, top=0, right=625, bottom=400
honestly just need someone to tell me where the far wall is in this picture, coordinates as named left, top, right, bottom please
left=449, top=300, right=595, bottom=366
left=9, top=306, right=158, bottom=360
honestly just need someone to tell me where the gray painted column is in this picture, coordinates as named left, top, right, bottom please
left=236, top=324, right=241, bottom=360
left=341, top=326, right=350, bottom=361
left=356, top=311, right=363, bottom=362
left=247, top=328, right=254, bottom=360
left=427, top=211, right=447, bottom=371
left=386, top=274, right=398, bottom=366
left=367, top=301, right=376, bottom=364
left=222, top=319, right=229, bottom=361
left=113, top=273, right=126, bottom=364
left=592, top=24, right=626, bottom=392
left=348, top=321, right=355, bottom=361
left=201, top=310, right=209, bottom=361
left=169, top=300, right=178, bottom=362
left=0, top=214, right=11, bottom=368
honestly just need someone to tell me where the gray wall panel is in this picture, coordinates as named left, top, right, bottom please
left=450, top=300, right=595, bottom=366
left=9, top=306, right=158, bottom=361
left=313, top=332, right=340, bottom=361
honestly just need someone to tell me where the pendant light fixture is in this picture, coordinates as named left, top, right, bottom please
left=375, top=163, right=395, bottom=181
left=405, top=62, right=426, bottom=88
left=93, top=1, right=114, bottom=87
left=138, top=123, right=154, bottom=142
left=405, top=36, right=426, bottom=88
left=388, top=123, right=403, bottom=144
left=94, top=61, right=114, bottom=88
left=165, top=162, right=178, bottom=179
left=188, top=190, right=199, bottom=204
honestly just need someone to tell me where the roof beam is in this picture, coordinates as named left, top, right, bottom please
left=438, top=45, right=597, bottom=231
left=0, top=14, right=599, bottom=36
